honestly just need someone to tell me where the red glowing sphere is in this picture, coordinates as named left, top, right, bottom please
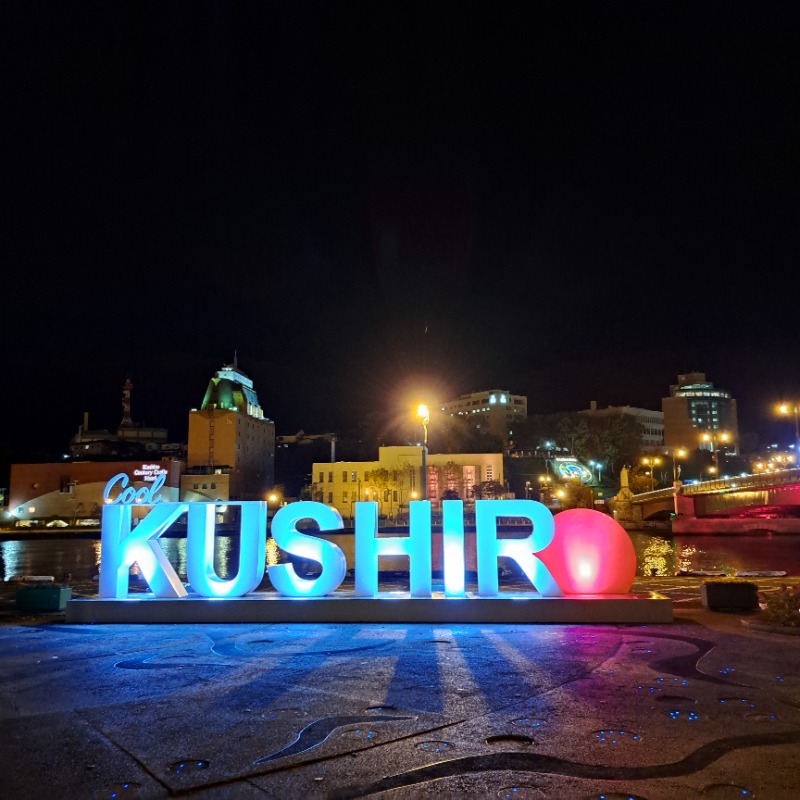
left=537, top=508, right=636, bottom=594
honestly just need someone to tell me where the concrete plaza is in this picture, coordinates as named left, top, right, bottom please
left=0, top=576, right=798, bottom=799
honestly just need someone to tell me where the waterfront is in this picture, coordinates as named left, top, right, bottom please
left=2, top=530, right=799, bottom=584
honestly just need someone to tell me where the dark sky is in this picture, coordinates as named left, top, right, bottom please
left=4, top=1, right=800, bottom=460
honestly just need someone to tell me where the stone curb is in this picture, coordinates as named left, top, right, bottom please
left=740, top=618, right=800, bottom=635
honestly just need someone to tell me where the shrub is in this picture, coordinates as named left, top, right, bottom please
left=758, top=583, right=800, bottom=627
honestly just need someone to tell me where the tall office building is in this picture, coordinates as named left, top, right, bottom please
left=662, top=372, right=739, bottom=454
left=439, top=389, right=527, bottom=445
left=183, top=359, right=276, bottom=501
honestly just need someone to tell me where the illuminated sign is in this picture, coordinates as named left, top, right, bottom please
left=554, top=457, right=593, bottom=483
left=99, top=499, right=636, bottom=600
left=104, top=473, right=166, bottom=506
left=134, top=464, right=169, bottom=482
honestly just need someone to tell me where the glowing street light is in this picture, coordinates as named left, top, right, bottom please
left=671, top=447, right=687, bottom=482
left=537, top=474, right=552, bottom=505
left=543, top=440, right=553, bottom=475
left=670, top=447, right=687, bottom=516
left=701, top=432, right=729, bottom=479
left=777, top=402, right=800, bottom=454
left=641, top=456, right=661, bottom=492
left=417, top=403, right=430, bottom=500
left=588, top=459, right=603, bottom=484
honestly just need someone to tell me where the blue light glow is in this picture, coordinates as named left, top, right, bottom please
left=475, top=499, right=560, bottom=596
left=267, top=502, right=346, bottom=596
left=185, top=503, right=266, bottom=597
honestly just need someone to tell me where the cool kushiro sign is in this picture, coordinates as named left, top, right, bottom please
left=99, top=492, right=638, bottom=600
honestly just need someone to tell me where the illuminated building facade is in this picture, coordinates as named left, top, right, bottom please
left=311, top=446, right=504, bottom=522
left=662, top=372, right=739, bottom=454
left=7, top=459, right=182, bottom=523
left=579, top=401, right=664, bottom=450
left=439, top=389, right=527, bottom=444
left=184, top=359, right=276, bottom=501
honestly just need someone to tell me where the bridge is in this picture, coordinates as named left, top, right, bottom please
left=621, top=468, right=800, bottom=534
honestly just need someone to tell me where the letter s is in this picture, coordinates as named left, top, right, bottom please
left=267, top=501, right=346, bottom=596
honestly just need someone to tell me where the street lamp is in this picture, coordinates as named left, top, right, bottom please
left=537, top=474, right=552, bottom=505
left=543, top=440, right=553, bottom=476
left=777, top=402, right=800, bottom=455
left=588, top=459, right=603, bottom=485
left=669, top=447, right=687, bottom=516
left=671, top=447, right=687, bottom=482
left=417, top=403, right=430, bottom=501
left=641, top=456, right=661, bottom=492
left=701, top=432, right=729, bottom=479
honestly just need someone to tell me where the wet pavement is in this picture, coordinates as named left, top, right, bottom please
left=0, top=576, right=799, bottom=799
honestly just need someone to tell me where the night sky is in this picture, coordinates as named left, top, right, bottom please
left=4, top=1, right=800, bottom=465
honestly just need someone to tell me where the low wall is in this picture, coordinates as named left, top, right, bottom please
left=671, top=517, right=800, bottom=535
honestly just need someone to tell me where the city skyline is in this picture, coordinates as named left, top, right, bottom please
left=4, top=3, right=799, bottom=462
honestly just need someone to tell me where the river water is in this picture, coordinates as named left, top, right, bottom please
left=2, top=531, right=800, bottom=583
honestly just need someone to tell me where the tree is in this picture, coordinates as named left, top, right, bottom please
left=473, top=480, right=504, bottom=499
left=555, top=479, right=595, bottom=510
left=441, top=460, right=464, bottom=499
left=430, top=415, right=504, bottom=454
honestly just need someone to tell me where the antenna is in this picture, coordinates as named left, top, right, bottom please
left=120, top=377, right=134, bottom=428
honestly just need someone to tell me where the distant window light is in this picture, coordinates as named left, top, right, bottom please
left=489, top=394, right=496, bottom=404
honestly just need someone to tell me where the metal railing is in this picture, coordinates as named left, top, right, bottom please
left=630, top=467, right=800, bottom=502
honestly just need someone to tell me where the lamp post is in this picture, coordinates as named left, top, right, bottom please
left=641, top=456, right=661, bottom=492
left=538, top=474, right=552, bottom=505
left=670, top=447, right=687, bottom=516
left=777, top=402, right=800, bottom=455
left=701, top=432, right=729, bottom=479
left=417, top=403, right=429, bottom=501
left=588, top=459, right=603, bottom=485
left=671, top=447, right=687, bottom=482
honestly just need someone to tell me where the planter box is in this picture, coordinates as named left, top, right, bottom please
left=15, top=586, right=72, bottom=613
left=701, top=581, right=758, bottom=611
